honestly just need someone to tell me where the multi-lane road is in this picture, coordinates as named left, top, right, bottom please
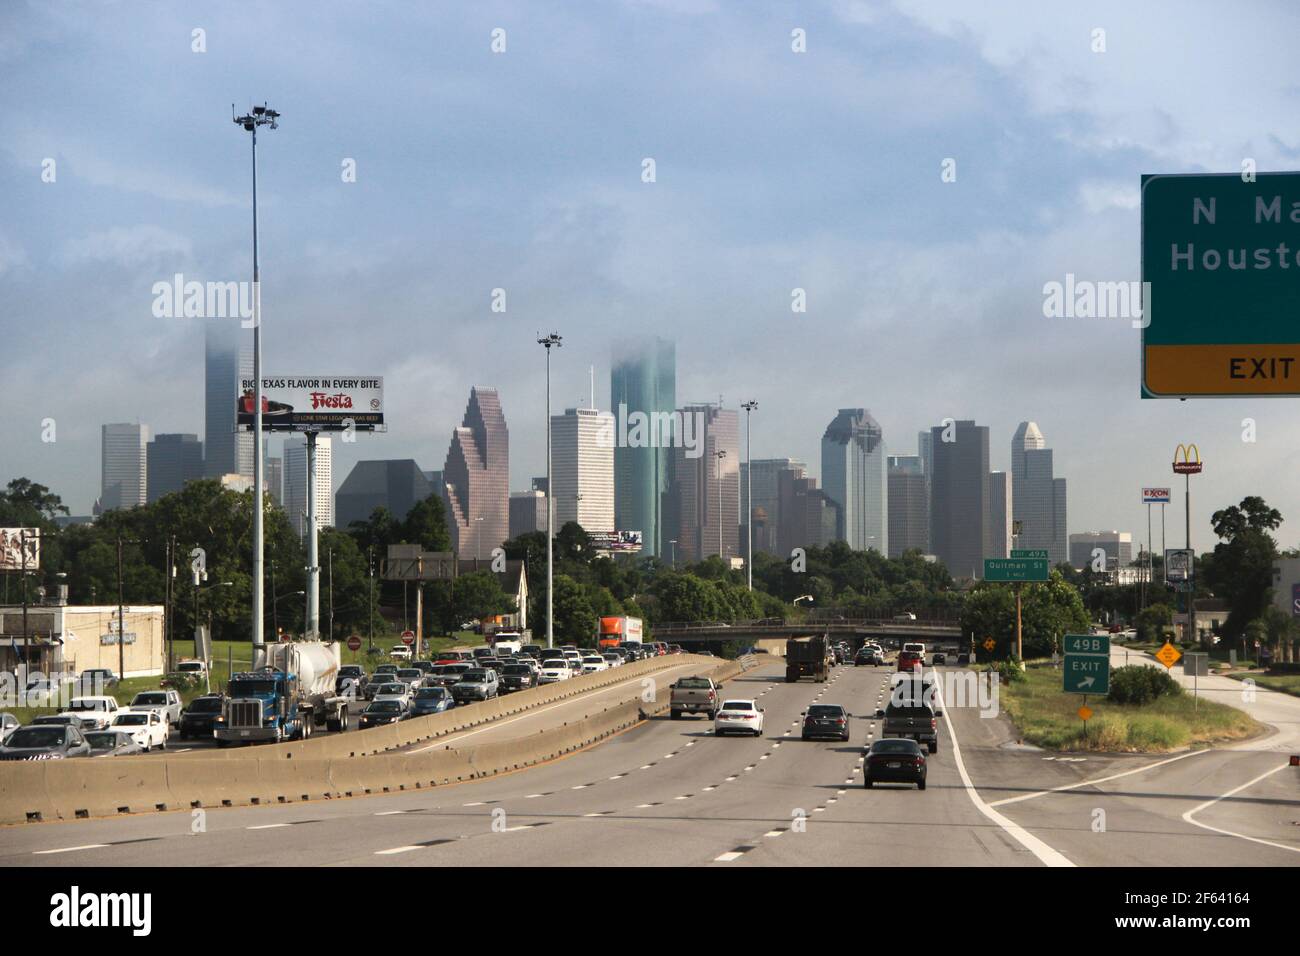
left=4, top=654, right=1297, bottom=866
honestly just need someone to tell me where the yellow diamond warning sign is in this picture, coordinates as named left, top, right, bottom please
left=1155, top=641, right=1182, bottom=669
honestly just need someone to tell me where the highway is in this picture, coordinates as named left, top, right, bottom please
left=5, top=654, right=1296, bottom=867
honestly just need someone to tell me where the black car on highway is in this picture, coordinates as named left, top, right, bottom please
left=359, top=699, right=410, bottom=728
left=801, top=704, right=851, bottom=741
left=863, top=738, right=927, bottom=789
left=498, top=663, right=536, bottom=693
left=179, top=694, right=226, bottom=740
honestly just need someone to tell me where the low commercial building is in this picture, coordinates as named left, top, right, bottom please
left=0, top=604, right=165, bottom=680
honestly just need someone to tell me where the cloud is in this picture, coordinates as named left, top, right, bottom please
left=59, top=225, right=193, bottom=269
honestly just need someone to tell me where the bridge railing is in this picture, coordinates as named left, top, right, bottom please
left=653, top=618, right=961, bottom=634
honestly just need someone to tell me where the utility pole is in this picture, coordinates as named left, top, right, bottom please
left=715, top=449, right=727, bottom=559
left=305, top=431, right=320, bottom=638
left=328, top=548, right=334, bottom=642
left=741, top=400, right=757, bottom=590
left=537, top=332, right=562, bottom=648
left=116, top=537, right=126, bottom=681
left=368, top=546, right=375, bottom=650
left=233, top=101, right=280, bottom=662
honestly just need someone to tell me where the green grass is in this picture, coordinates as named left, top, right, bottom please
left=1001, top=661, right=1261, bottom=752
left=1225, top=672, right=1300, bottom=698
left=7, top=631, right=489, bottom=725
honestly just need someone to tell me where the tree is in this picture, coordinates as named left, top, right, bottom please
left=446, top=571, right=515, bottom=631
left=960, top=570, right=1088, bottom=659
left=1135, top=603, right=1173, bottom=643
left=0, top=478, right=69, bottom=527
left=401, top=495, right=451, bottom=552
left=1203, top=496, right=1282, bottom=642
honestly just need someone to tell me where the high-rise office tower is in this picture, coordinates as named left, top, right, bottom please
left=930, top=420, right=990, bottom=579
left=551, top=406, right=615, bottom=533
left=266, top=455, right=284, bottom=508
left=1011, top=421, right=1068, bottom=565
left=283, top=435, right=334, bottom=540
left=887, top=455, right=929, bottom=558
left=146, top=433, right=203, bottom=503
left=821, top=409, right=887, bottom=554
left=741, top=458, right=807, bottom=557
left=442, top=386, right=509, bottom=560
left=204, top=320, right=253, bottom=479
left=777, top=469, right=839, bottom=555
left=668, top=404, right=738, bottom=563
left=610, top=338, right=675, bottom=557
left=101, top=423, right=149, bottom=512
left=335, top=460, right=434, bottom=529
left=989, top=470, right=1012, bottom=559
left=1069, top=531, right=1133, bottom=571
left=509, top=490, right=548, bottom=539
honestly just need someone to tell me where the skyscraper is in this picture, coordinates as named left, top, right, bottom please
left=509, top=490, right=547, bottom=539
left=989, top=470, right=1012, bottom=559
left=204, top=320, right=253, bottom=479
left=146, top=433, right=203, bottom=503
left=741, top=458, right=807, bottom=557
left=821, top=409, right=887, bottom=554
left=930, top=420, right=990, bottom=579
left=1011, top=421, right=1068, bottom=565
left=335, top=460, right=434, bottom=530
left=441, top=386, right=509, bottom=561
left=610, top=338, right=675, bottom=557
left=101, top=423, right=149, bottom=512
left=668, top=404, right=738, bottom=563
left=283, top=436, right=334, bottom=540
left=551, top=406, right=615, bottom=533
left=887, top=455, right=929, bottom=558
left=777, top=469, right=839, bottom=555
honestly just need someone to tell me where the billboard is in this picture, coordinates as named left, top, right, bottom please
left=1142, top=487, right=1171, bottom=503
left=589, top=530, right=643, bottom=553
left=237, top=376, right=385, bottom=432
left=1164, top=548, right=1194, bottom=586
left=0, top=528, right=39, bottom=571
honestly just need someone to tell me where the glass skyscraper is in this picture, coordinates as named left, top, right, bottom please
left=821, top=408, right=887, bottom=554
left=610, top=338, right=675, bottom=557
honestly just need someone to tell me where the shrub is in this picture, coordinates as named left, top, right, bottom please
left=996, top=658, right=1026, bottom=684
left=1107, top=665, right=1181, bottom=705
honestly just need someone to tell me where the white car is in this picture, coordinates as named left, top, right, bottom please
left=601, top=653, right=623, bottom=668
left=371, top=681, right=413, bottom=706
left=110, top=709, right=169, bottom=751
left=714, top=699, right=764, bottom=737
left=390, top=645, right=413, bottom=661
left=581, top=655, right=607, bottom=674
left=537, top=662, right=571, bottom=685
left=58, top=696, right=123, bottom=731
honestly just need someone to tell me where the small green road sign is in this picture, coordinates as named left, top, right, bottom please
left=984, top=557, right=1049, bottom=582
left=1011, top=549, right=1049, bottom=560
left=1063, top=633, right=1111, bottom=694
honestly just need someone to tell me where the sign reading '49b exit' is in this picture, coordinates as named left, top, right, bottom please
left=1141, top=172, right=1300, bottom=398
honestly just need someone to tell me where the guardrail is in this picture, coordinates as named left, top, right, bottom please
left=0, top=655, right=749, bottom=826
left=653, top=620, right=961, bottom=634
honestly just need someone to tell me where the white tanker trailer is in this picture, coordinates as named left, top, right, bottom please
left=215, top=641, right=350, bottom=744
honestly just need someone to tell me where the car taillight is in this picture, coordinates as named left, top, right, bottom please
left=931, top=719, right=937, bottom=729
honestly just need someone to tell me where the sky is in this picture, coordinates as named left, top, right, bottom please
left=4, top=0, right=1300, bottom=555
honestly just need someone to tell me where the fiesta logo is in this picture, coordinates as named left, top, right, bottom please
left=1172, top=444, right=1203, bottom=475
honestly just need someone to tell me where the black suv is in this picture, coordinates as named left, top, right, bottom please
left=801, top=704, right=851, bottom=741
left=179, top=694, right=226, bottom=740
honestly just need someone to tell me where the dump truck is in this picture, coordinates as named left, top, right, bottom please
left=784, top=635, right=832, bottom=683
left=215, top=641, right=349, bottom=745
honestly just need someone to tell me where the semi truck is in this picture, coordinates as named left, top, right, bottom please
left=784, top=635, right=832, bottom=683
left=214, top=641, right=350, bottom=745
left=597, top=616, right=644, bottom=649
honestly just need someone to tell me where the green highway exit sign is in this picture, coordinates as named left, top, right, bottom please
left=984, top=557, right=1049, bottom=582
left=1063, top=633, right=1110, bottom=694
left=1011, top=549, right=1048, bottom=560
left=1142, top=172, right=1300, bottom=398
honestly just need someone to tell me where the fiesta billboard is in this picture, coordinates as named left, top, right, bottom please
left=237, top=376, right=385, bottom=432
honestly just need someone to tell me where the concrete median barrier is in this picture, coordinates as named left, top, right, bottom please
left=0, top=654, right=757, bottom=825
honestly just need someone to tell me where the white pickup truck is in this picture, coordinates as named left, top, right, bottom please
left=57, top=696, right=123, bottom=731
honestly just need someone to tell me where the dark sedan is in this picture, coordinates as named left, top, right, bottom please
left=409, top=687, right=455, bottom=717
left=0, top=724, right=92, bottom=760
left=85, top=730, right=145, bottom=756
left=863, top=738, right=927, bottom=789
left=359, top=699, right=410, bottom=728
left=179, top=694, right=225, bottom=740
left=801, top=704, right=851, bottom=741
left=498, top=663, right=536, bottom=693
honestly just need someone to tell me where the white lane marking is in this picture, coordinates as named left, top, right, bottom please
left=664, top=753, right=675, bottom=759
left=702, top=786, right=716, bottom=792
left=463, top=801, right=485, bottom=807
left=247, top=823, right=291, bottom=830
left=571, top=785, right=589, bottom=790
left=1181, top=763, right=1299, bottom=854
left=525, top=794, right=543, bottom=799
left=725, top=775, right=738, bottom=781
left=989, top=749, right=1213, bottom=807
left=375, top=845, right=422, bottom=855
left=407, top=662, right=703, bottom=754
left=501, top=825, right=536, bottom=832
left=374, top=810, right=407, bottom=816
left=635, top=803, right=655, bottom=808
left=714, top=851, right=744, bottom=862
left=764, top=830, right=784, bottom=838
left=640, top=765, right=653, bottom=770
left=609, top=774, right=626, bottom=780
left=937, top=689, right=1074, bottom=867
left=33, top=844, right=108, bottom=855
left=675, top=795, right=690, bottom=800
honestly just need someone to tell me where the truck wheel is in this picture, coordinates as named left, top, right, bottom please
left=300, top=718, right=312, bottom=740
left=864, top=779, right=873, bottom=788
left=670, top=710, right=681, bottom=720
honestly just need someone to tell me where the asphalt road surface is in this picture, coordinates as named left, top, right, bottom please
left=5, top=656, right=1297, bottom=866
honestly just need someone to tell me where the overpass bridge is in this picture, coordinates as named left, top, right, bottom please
left=652, top=618, right=963, bottom=651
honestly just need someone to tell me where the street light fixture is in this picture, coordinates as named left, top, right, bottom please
left=232, top=100, right=280, bottom=661
left=741, top=400, right=757, bottom=590
left=537, top=331, right=562, bottom=649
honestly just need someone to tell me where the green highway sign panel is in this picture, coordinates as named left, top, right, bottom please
left=1011, top=549, right=1048, bottom=560
left=984, top=557, right=1049, bottom=582
left=1063, top=633, right=1110, bottom=694
left=1141, top=172, right=1300, bottom=398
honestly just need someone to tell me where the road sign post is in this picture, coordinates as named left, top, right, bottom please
left=1063, top=633, right=1110, bottom=695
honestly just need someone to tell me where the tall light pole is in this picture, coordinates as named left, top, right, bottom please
left=741, top=400, right=757, bottom=590
left=233, top=101, right=280, bottom=660
left=715, top=449, right=727, bottom=560
left=538, top=332, right=562, bottom=648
